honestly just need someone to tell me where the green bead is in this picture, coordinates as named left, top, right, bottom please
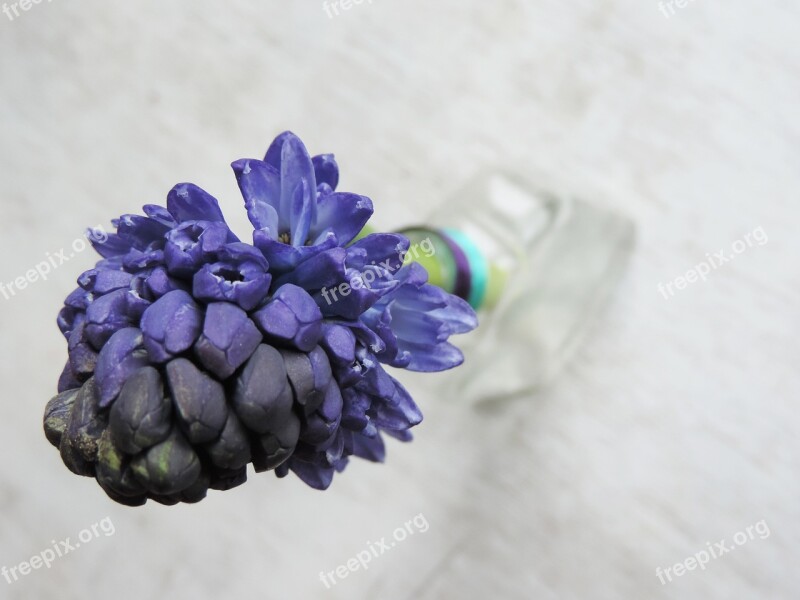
left=399, top=228, right=457, bottom=294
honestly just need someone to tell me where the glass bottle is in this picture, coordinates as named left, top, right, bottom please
left=399, top=170, right=635, bottom=403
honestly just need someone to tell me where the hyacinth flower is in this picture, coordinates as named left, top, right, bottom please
left=45, top=131, right=478, bottom=506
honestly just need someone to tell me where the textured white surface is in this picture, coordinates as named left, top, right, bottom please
left=1, top=1, right=799, bottom=599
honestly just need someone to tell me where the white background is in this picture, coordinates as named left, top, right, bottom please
left=1, top=1, right=798, bottom=598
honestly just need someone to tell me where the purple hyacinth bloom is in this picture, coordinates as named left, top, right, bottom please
left=164, top=220, right=229, bottom=277
left=192, top=242, right=272, bottom=311
left=46, top=130, right=477, bottom=505
left=361, top=262, right=478, bottom=371
left=232, top=132, right=373, bottom=272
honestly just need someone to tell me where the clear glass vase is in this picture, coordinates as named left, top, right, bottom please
left=401, top=170, right=635, bottom=403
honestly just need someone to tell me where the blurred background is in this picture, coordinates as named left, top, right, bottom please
left=1, top=1, right=798, bottom=598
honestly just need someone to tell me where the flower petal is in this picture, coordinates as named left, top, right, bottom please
left=89, top=232, right=134, bottom=259
left=273, top=247, right=346, bottom=291
left=404, top=341, right=465, bottom=372
left=167, top=183, right=233, bottom=234
left=116, top=214, right=170, bottom=250
left=346, top=233, right=408, bottom=271
left=289, top=177, right=314, bottom=247
left=351, top=432, right=385, bottom=463
left=231, top=159, right=280, bottom=233
left=164, top=221, right=230, bottom=277
left=312, top=154, right=339, bottom=190
left=263, top=132, right=317, bottom=240
left=142, top=204, right=177, bottom=228
left=371, top=377, right=423, bottom=430
left=309, top=192, right=373, bottom=246
left=192, top=261, right=272, bottom=311
left=253, top=230, right=336, bottom=274
left=427, top=291, right=479, bottom=335
left=289, top=458, right=334, bottom=490
left=263, top=130, right=295, bottom=169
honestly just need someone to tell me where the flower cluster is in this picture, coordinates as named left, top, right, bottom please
left=44, top=132, right=477, bottom=506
